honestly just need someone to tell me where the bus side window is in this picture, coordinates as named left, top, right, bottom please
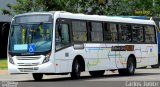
left=72, top=21, right=87, bottom=41
left=91, top=22, right=103, bottom=42
left=144, top=26, right=155, bottom=43
left=132, top=25, right=144, bottom=42
left=119, top=24, right=132, bottom=42
left=55, top=23, right=70, bottom=50
left=104, top=23, right=118, bottom=42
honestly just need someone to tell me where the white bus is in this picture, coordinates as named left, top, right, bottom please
left=8, top=11, right=158, bottom=81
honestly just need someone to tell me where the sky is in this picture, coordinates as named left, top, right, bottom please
left=0, top=0, right=16, bottom=22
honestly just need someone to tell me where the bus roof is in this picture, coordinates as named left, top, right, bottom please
left=57, top=12, right=154, bottom=25
left=111, top=16, right=149, bottom=20
left=14, top=11, right=154, bottom=25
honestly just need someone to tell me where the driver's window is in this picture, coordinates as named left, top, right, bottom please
left=56, top=23, right=70, bottom=50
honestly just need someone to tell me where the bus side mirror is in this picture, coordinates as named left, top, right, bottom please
left=73, top=44, right=84, bottom=50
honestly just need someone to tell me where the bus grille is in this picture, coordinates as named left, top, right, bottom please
left=18, top=67, right=39, bottom=72
left=16, top=56, right=41, bottom=60
left=17, top=63, right=39, bottom=66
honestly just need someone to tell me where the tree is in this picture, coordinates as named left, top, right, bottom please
left=0, top=0, right=107, bottom=15
left=0, top=0, right=70, bottom=16
left=1, top=0, right=160, bottom=16
left=1, top=0, right=39, bottom=16
left=104, top=0, right=160, bottom=16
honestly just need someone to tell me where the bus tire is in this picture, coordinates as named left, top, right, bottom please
left=118, top=57, right=136, bottom=75
left=89, top=70, right=105, bottom=77
left=71, top=60, right=81, bottom=79
left=32, top=73, right=43, bottom=81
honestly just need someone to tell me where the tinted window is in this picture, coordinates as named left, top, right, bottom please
left=72, top=21, right=87, bottom=41
left=132, top=25, right=144, bottom=42
left=144, top=26, right=155, bottom=43
left=91, top=22, right=103, bottom=41
left=104, top=23, right=118, bottom=42
left=119, top=24, right=132, bottom=42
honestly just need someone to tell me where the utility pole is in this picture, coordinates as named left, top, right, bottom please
left=153, top=0, right=155, bottom=7
left=153, top=0, right=155, bottom=16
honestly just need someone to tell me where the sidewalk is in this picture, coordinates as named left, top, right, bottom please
left=0, top=70, right=8, bottom=75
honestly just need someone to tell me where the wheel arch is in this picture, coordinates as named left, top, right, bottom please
left=72, top=55, right=85, bottom=71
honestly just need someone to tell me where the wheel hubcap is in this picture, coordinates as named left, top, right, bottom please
left=75, top=63, right=80, bottom=76
left=129, top=61, right=134, bottom=73
left=76, top=64, right=79, bottom=72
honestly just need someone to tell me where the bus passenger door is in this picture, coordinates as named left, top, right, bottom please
left=55, top=19, right=71, bottom=73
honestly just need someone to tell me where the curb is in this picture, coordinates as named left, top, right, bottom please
left=0, top=70, right=8, bottom=75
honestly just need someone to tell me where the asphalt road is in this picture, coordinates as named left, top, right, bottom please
left=0, top=68, right=160, bottom=87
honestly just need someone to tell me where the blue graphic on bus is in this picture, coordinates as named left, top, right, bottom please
left=28, top=43, right=35, bottom=53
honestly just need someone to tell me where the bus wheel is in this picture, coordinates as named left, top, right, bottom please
left=118, top=57, right=136, bottom=75
left=32, top=73, right=43, bottom=81
left=89, top=70, right=105, bottom=77
left=71, top=60, right=81, bottom=79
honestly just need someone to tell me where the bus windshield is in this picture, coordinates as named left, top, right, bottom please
left=9, top=15, right=53, bottom=54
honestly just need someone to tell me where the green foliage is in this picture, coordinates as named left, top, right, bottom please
left=1, top=0, right=160, bottom=16
left=105, top=0, right=160, bottom=16
left=0, top=58, right=7, bottom=70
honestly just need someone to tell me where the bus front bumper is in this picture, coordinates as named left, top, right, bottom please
left=8, top=62, right=55, bottom=74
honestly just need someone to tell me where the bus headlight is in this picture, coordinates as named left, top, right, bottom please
left=8, top=55, right=14, bottom=64
left=43, top=53, right=51, bottom=63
